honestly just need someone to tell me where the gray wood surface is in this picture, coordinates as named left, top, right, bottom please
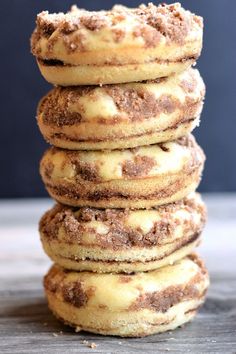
left=0, top=194, right=236, bottom=353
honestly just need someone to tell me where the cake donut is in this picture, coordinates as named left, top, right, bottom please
left=31, top=3, right=203, bottom=85
left=37, top=68, right=205, bottom=150
left=40, top=193, right=206, bottom=273
left=40, top=135, right=205, bottom=209
left=44, top=254, right=209, bottom=337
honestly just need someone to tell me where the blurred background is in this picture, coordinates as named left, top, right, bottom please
left=0, top=0, right=235, bottom=198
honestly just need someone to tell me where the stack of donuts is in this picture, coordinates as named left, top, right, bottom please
left=31, top=2, right=209, bottom=337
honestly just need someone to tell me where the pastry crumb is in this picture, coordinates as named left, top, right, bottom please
left=90, top=342, right=97, bottom=349
left=81, top=340, right=97, bottom=349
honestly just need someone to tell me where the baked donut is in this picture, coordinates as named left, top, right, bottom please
left=37, top=68, right=205, bottom=150
left=40, top=135, right=205, bottom=209
left=44, top=254, right=209, bottom=337
left=31, top=3, right=203, bottom=85
left=40, top=193, right=206, bottom=273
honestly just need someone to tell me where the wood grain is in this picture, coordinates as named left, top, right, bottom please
left=0, top=194, right=236, bottom=353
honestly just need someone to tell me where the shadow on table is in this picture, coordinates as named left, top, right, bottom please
left=2, top=297, right=74, bottom=334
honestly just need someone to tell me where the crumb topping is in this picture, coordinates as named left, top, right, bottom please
left=38, top=88, right=85, bottom=126
left=62, top=281, right=88, bottom=307
left=129, top=272, right=204, bottom=312
left=37, top=68, right=204, bottom=126
left=40, top=194, right=206, bottom=249
left=122, top=155, right=156, bottom=177
left=31, top=2, right=203, bottom=55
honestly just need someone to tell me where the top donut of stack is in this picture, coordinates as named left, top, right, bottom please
left=31, top=2, right=203, bottom=85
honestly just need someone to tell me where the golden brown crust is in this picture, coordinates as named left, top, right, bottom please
left=36, top=56, right=198, bottom=85
left=129, top=272, right=203, bottom=312
left=37, top=68, right=205, bottom=150
left=41, top=232, right=202, bottom=273
left=40, top=117, right=199, bottom=150
left=44, top=254, right=208, bottom=310
left=43, top=171, right=201, bottom=208
left=44, top=255, right=209, bottom=337
left=39, top=193, right=206, bottom=249
left=41, top=135, right=204, bottom=182
left=31, top=3, right=202, bottom=59
left=38, top=69, right=203, bottom=126
left=31, top=3, right=203, bottom=84
left=40, top=135, right=205, bottom=208
left=39, top=192, right=206, bottom=272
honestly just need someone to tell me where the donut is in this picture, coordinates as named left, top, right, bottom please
left=40, top=135, right=205, bottom=209
left=40, top=193, right=206, bottom=273
left=44, top=254, right=209, bottom=337
left=31, top=3, right=203, bottom=85
left=37, top=68, right=205, bottom=150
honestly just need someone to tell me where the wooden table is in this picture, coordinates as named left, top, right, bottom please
left=1, top=195, right=236, bottom=353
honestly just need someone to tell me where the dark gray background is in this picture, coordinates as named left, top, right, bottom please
left=0, top=0, right=235, bottom=198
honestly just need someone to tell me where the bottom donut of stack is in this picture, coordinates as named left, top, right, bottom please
left=44, top=254, right=209, bottom=337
